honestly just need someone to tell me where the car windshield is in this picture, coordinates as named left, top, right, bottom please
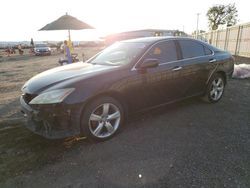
left=89, top=42, right=147, bottom=66
left=35, top=44, right=48, bottom=48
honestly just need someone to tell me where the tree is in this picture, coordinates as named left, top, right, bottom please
left=207, top=4, right=238, bottom=30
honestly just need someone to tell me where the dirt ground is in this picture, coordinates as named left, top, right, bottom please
left=0, top=47, right=101, bottom=125
left=0, top=51, right=249, bottom=187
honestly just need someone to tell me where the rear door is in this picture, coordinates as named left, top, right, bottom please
left=176, top=39, right=215, bottom=97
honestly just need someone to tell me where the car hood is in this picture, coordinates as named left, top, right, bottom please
left=35, top=47, right=50, bottom=50
left=22, top=62, right=116, bottom=94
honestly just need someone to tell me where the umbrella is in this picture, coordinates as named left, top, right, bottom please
left=39, top=13, right=94, bottom=40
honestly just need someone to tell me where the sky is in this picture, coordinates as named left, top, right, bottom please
left=0, top=0, right=249, bottom=41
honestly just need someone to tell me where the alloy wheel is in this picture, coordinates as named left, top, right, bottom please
left=88, top=103, right=121, bottom=138
left=210, top=77, right=224, bottom=101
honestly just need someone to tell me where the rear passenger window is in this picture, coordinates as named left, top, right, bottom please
left=145, top=41, right=177, bottom=64
left=179, top=40, right=207, bottom=59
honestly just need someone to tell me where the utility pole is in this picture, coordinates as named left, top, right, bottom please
left=196, top=13, right=200, bottom=39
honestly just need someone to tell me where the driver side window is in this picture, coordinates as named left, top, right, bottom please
left=144, top=41, right=178, bottom=64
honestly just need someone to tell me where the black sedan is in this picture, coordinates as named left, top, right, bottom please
left=34, top=43, right=51, bottom=56
left=20, top=37, right=234, bottom=141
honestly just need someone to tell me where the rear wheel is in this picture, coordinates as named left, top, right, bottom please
left=81, top=97, right=124, bottom=141
left=202, top=73, right=225, bottom=103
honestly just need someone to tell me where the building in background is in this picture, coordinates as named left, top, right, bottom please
left=105, top=29, right=189, bottom=45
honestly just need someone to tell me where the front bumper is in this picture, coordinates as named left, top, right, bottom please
left=20, top=96, right=82, bottom=139
left=35, top=51, right=51, bottom=56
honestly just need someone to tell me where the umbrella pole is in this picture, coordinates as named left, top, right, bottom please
left=68, top=29, right=71, bottom=41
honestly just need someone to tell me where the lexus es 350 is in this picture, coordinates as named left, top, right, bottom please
left=20, top=37, right=234, bottom=141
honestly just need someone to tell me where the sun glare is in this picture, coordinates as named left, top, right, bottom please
left=0, top=0, right=248, bottom=41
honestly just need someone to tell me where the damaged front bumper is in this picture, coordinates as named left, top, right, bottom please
left=20, top=96, right=82, bottom=139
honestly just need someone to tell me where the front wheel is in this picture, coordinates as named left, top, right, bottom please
left=81, top=97, right=124, bottom=141
left=202, top=73, right=225, bottom=103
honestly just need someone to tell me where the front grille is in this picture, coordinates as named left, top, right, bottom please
left=23, top=93, right=37, bottom=104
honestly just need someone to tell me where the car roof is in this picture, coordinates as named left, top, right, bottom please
left=121, top=36, right=202, bottom=44
left=121, top=36, right=222, bottom=52
left=35, top=43, right=48, bottom=46
left=121, top=36, right=174, bottom=43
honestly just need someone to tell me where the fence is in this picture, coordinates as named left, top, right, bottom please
left=199, top=22, right=250, bottom=58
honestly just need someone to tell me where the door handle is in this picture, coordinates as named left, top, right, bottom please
left=209, top=59, right=217, bottom=63
left=172, top=66, right=183, bottom=71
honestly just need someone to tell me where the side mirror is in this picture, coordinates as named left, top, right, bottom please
left=140, top=58, right=159, bottom=69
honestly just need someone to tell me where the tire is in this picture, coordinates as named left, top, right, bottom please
left=202, top=73, right=225, bottom=103
left=80, top=97, right=124, bottom=141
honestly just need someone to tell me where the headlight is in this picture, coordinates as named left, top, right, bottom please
left=29, top=88, right=75, bottom=104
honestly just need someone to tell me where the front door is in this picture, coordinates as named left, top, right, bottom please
left=135, top=40, right=191, bottom=107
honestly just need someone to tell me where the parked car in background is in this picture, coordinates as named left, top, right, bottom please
left=20, top=37, right=234, bottom=141
left=34, top=43, right=51, bottom=56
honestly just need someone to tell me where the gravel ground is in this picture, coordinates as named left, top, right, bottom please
left=0, top=52, right=249, bottom=188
